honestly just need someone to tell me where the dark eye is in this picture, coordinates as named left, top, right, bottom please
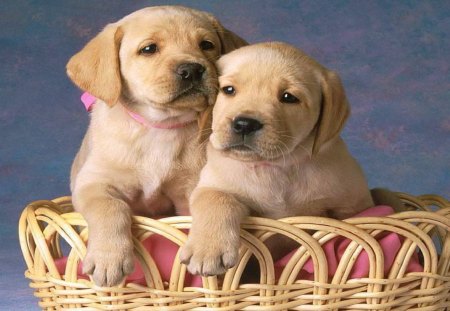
left=140, top=43, right=158, bottom=54
left=199, top=40, right=215, bottom=51
left=222, top=86, right=235, bottom=95
left=280, top=92, right=300, bottom=104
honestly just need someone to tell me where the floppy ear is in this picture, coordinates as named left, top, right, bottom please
left=204, top=14, right=248, bottom=54
left=197, top=105, right=214, bottom=144
left=66, top=23, right=123, bottom=106
left=217, top=26, right=248, bottom=54
left=312, top=70, right=350, bottom=154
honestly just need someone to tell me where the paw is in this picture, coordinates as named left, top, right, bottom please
left=180, top=235, right=239, bottom=276
left=83, top=240, right=134, bottom=287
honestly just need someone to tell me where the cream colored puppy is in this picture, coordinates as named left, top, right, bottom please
left=67, top=6, right=246, bottom=286
left=180, top=42, right=374, bottom=276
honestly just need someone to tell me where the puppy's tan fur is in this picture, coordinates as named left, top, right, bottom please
left=180, top=42, right=374, bottom=276
left=67, top=6, right=246, bottom=286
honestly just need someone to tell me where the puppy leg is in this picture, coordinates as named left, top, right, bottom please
left=73, top=184, right=135, bottom=287
left=180, top=187, right=248, bottom=276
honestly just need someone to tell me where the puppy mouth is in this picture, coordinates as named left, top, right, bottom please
left=219, top=140, right=291, bottom=162
left=225, top=143, right=257, bottom=152
left=171, top=86, right=204, bottom=101
left=221, top=142, right=264, bottom=160
left=162, top=83, right=215, bottom=108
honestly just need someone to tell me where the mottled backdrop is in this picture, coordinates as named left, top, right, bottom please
left=1, top=0, right=448, bottom=308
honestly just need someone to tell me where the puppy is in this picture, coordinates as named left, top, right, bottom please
left=180, top=42, right=374, bottom=276
left=67, top=6, right=246, bottom=286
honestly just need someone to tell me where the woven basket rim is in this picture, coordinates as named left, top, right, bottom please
left=18, top=192, right=450, bottom=310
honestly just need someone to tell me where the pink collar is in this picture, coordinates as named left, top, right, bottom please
left=249, top=161, right=279, bottom=169
left=80, top=92, right=196, bottom=129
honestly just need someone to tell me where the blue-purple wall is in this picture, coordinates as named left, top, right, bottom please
left=1, top=1, right=448, bottom=308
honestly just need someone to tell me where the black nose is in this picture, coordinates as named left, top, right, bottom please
left=232, top=117, right=263, bottom=136
left=176, top=63, right=205, bottom=82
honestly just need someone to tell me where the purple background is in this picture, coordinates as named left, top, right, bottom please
left=1, top=0, right=448, bottom=308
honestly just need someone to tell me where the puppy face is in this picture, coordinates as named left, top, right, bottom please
left=67, top=6, right=247, bottom=121
left=211, top=42, right=349, bottom=161
left=119, top=8, right=220, bottom=113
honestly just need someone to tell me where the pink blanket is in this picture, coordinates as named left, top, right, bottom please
left=274, top=205, right=422, bottom=281
left=55, top=205, right=422, bottom=286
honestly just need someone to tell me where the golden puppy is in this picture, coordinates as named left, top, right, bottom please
left=180, top=42, right=374, bottom=276
left=67, top=6, right=246, bottom=286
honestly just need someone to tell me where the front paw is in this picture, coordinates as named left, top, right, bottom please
left=83, top=240, right=135, bottom=287
left=180, top=234, right=240, bottom=276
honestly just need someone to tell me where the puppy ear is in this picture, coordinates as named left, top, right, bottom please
left=66, top=23, right=123, bottom=106
left=217, top=26, right=248, bottom=54
left=312, top=70, right=350, bottom=154
left=197, top=105, right=214, bottom=144
left=204, top=14, right=248, bottom=54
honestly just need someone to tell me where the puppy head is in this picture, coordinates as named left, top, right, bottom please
left=66, top=6, right=247, bottom=121
left=211, top=42, right=349, bottom=162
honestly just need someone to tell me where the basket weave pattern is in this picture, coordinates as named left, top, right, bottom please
left=19, top=193, right=450, bottom=310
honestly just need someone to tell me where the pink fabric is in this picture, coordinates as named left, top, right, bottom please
left=275, top=205, right=422, bottom=280
left=79, top=92, right=196, bottom=129
left=80, top=92, right=96, bottom=112
left=55, top=205, right=423, bottom=285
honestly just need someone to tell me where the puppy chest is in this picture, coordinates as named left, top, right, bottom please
left=238, top=170, right=292, bottom=218
left=115, top=133, right=182, bottom=183
left=238, top=168, right=325, bottom=218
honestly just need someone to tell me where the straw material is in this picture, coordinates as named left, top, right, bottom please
left=19, top=193, right=450, bottom=310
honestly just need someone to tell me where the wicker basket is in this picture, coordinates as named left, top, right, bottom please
left=19, top=193, right=450, bottom=310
